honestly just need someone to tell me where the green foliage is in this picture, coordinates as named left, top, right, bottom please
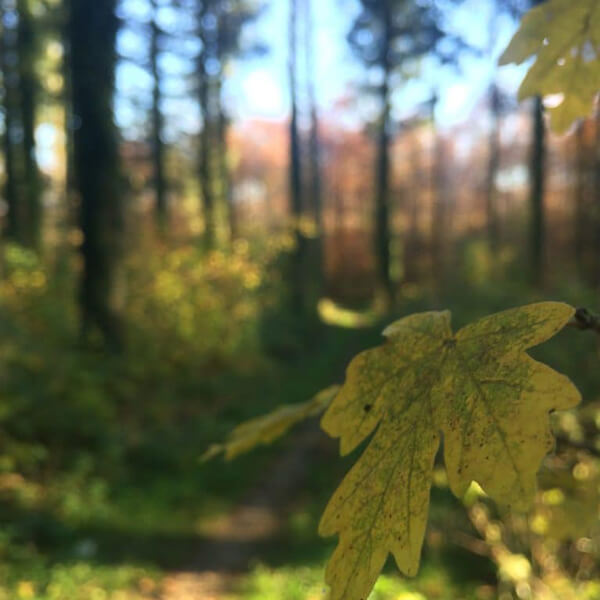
left=0, top=561, right=159, bottom=600
left=2, top=234, right=598, bottom=598
left=125, top=241, right=267, bottom=363
left=236, top=562, right=485, bottom=600
left=0, top=239, right=285, bottom=598
left=500, top=0, right=600, bottom=133
left=0, top=235, right=382, bottom=599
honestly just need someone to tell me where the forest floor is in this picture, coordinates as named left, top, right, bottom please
left=2, top=265, right=599, bottom=599
left=161, top=426, right=326, bottom=600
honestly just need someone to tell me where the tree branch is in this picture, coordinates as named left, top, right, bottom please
left=568, top=307, right=600, bottom=335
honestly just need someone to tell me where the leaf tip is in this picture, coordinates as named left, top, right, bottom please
left=544, top=301, right=576, bottom=324
left=498, top=48, right=514, bottom=67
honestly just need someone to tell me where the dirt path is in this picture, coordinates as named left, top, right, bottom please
left=160, top=425, right=327, bottom=599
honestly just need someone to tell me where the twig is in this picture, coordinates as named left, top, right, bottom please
left=568, top=308, right=600, bottom=335
left=447, top=529, right=490, bottom=557
left=463, top=503, right=560, bottom=600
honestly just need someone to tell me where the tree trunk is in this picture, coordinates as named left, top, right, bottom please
left=0, top=6, right=21, bottom=242
left=198, top=5, right=216, bottom=249
left=529, top=95, right=546, bottom=286
left=374, top=1, right=393, bottom=306
left=17, top=0, right=41, bottom=249
left=68, top=0, right=123, bottom=347
left=485, top=84, right=501, bottom=253
left=150, top=0, right=167, bottom=230
left=303, top=0, right=323, bottom=302
left=430, top=95, right=446, bottom=285
left=216, top=74, right=234, bottom=241
left=594, top=107, right=600, bottom=288
left=573, top=120, right=587, bottom=276
left=288, top=0, right=306, bottom=314
left=62, top=17, right=77, bottom=213
left=199, top=74, right=215, bottom=248
left=404, top=132, right=421, bottom=283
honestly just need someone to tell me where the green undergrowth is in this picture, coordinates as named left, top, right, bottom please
left=236, top=563, right=489, bottom=600
left=0, top=240, right=598, bottom=598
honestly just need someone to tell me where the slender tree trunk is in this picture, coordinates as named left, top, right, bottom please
left=303, top=0, right=323, bottom=302
left=404, top=132, right=420, bottom=283
left=485, top=84, right=501, bottom=253
left=199, top=72, right=215, bottom=248
left=374, top=1, right=393, bottom=306
left=0, top=7, right=20, bottom=241
left=526, top=0, right=547, bottom=286
left=306, top=89, right=321, bottom=230
left=484, top=5, right=502, bottom=256
left=216, top=74, right=234, bottom=241
left=62, top=14, right=77, bottom=212
left=288, top=0, right=306, bottom=314
left=594, top=106, right=600, bottom=288
left=1, top=93, right=19, bottom=240
left=17, top=0, right=41, bottom=249
left=573, top=120, right=587, bottom=276
left=333, top=151, right=344, bottom=233
left=529, top=95, right=546, bottom=286
left=430, top=95, right=446, bottom=285
left=198, top=4, right=216, bottom=249
left=68, top=0, right=123, bottom=347
left=303, top=0, right=321, bottom=213
left=150, top=0, right=167, bottom=230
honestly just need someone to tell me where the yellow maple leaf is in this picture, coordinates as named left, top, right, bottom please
left=201, top=385, right=339, bottom=461
left=319, top=303, right=580, bottom=600
left=499, top=0, right=600, bottom=133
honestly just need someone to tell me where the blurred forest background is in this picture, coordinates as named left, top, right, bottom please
left=1, top=0, right=600, bottom=598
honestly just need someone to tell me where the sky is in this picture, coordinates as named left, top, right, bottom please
left=112, top=0, right=530, bottom=140
left=34, top=0, right=530, bottom=174
left=230, top=0, right=362, bottom=121
left=116, top=0, right=529, bottom=137
left=226, top=0, right=527, bottom=126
